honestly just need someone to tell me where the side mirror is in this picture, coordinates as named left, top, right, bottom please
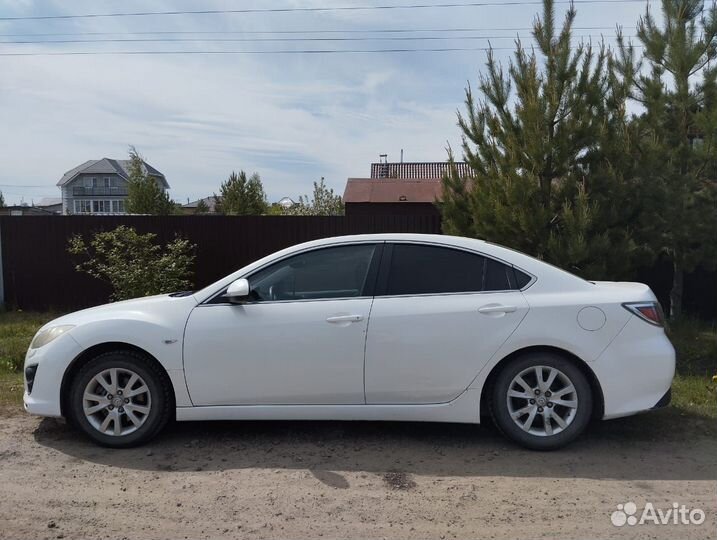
left=226, top=278, right=250, bottom=303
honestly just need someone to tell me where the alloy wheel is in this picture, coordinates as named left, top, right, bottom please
left=506, top=365, right=578, bottom=437
left=82, top=367, right=152, bottom=436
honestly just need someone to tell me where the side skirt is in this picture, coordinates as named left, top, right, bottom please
left=176, top=389, right=481, bottom=424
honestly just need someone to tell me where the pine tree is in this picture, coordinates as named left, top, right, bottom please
left=214, top=171, right=268, bottom=215
left=125, top=147, right=176, bottom=215
left=442, top=0, right=637, bottom=278
left=616, top=0, right=717, bottom=318
left=0, top=190, right=5, bottom=208
left=195, top=199, right=210, bottom=214
left=285, top=177, right=344, bottom=216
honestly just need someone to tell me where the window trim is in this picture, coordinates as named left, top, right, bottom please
left=73, top=199, right=93, bottom=214
left=374, top=241, right=536, bottom=298
left=202, top=242, right=384, bottom=306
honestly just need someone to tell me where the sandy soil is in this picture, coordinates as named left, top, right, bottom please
left=0, top=410, right=715, bottom=540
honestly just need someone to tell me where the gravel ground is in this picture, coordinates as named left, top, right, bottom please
left=0, top=410, right=715, bottom=540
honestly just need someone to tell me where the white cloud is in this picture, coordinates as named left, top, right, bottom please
left=0, top=0, right=649, bottom=204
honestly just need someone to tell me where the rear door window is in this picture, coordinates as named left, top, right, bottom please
left=384, top=243, right=530, bottom=295
left=385, top=244, right=485, bottom=295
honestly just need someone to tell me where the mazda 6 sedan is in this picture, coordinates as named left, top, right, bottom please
left=23, top=234, right=675, bottom=450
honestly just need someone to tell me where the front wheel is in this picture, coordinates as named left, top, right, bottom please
left=69, top=351, right=171, bottom=447
left=490, top=353, right=592, bottom=450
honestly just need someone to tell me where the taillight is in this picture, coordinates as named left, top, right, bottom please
left=622, top=301, right=665, bottom=327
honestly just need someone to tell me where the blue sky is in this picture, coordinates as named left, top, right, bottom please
left=0, top=0, right=653, bottom=205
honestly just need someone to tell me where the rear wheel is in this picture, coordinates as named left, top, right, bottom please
left=69, top=351, right=171, bottom=447
left=490, top=353, right=592, bottom=450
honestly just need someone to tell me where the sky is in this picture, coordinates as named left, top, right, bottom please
left=0, top=0, right=655, bottom=206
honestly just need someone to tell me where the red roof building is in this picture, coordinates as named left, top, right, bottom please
left=344, top=160, right=470, bottom=217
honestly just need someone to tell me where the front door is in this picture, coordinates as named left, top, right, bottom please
left=184, top=243, right=381, bottom=406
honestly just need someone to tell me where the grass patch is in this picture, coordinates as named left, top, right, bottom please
left=667, top=318, right=717, bottom=419
left=0, top=311, right=59, bottom=372
left=0, top=371, right=24, bottom=411
left=672, top=374, right=716, bottom=418
left=668, top=318, right=717, bottom=376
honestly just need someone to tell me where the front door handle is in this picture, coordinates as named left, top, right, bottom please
left=478, top=304, right=517, bottom=314
left=326, top=314, right=364, bottom=323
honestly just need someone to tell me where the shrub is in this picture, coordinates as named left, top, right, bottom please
left=68, top=225, right=196, bottom=301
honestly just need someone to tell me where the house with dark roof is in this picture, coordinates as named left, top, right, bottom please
left=36, top=197, right=63, bottom=214
left=0, top=204, right=58, bottom=216
left=181, top=196, right=219, bottom=214
left=343, top=160, right=471, bottom=217
left=57, top=158, right=169, bottom=215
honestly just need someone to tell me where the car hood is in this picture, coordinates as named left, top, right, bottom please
left=38, top=293, right=200, bottom=332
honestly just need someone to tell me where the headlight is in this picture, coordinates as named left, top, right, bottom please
left=30, top=325, right=75, bottom=349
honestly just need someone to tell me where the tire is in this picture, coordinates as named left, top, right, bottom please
left=68, top=350, right=172, bottom=448
left=489, top=352, right=592, bottom=450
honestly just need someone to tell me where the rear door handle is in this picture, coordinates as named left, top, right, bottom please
left=478, top=304, right=517, bottom=314
left=326, top=314, right=364, bottom=323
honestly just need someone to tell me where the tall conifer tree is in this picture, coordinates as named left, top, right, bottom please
left=616, top=0, right=717, bottom=317
left=442, top=0, right=637, bottom=278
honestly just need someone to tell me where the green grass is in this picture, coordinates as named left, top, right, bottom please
left=672, top=374, right=717, bottom=418
left=667, top=318, right=717, bottom=419
left=0, top=371, right=23, bottom=410
left=668, top=317, right=717, bottom=376
left=0, top=311, right=59, bottom=372
left=0, top=310, right=714, bottom=421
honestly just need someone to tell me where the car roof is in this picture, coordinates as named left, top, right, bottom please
left=193, top=233, right=591, bottom=303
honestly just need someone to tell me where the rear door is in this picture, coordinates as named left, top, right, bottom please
left=364, top=242, right=530, bottom=404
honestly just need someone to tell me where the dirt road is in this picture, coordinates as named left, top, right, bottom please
left=0, top=410, right=715, bottom=540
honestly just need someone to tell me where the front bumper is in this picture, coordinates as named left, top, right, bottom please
left=23, top=333, right=82, bottom=418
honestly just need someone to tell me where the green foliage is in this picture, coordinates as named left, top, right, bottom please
left=68, top=225, right=196, bottom=301
left=285, top=177, right=344, bottom=216
left=442, top=0, right=638, bottom=279
left=214, top=171, right=268, bottom=215
left=194, top=198, right=210, bottom=214
left=615, top=0, right=717, bottom=317
left=266, top=203, right=287, bottom=215
left=0, top=190, right=5, bottom=208
left=125, top=146, right=177, bottom=215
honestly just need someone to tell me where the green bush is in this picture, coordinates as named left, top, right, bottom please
left=68, top=225, right=196, bottom=302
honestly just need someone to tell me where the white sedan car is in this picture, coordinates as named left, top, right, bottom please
left=23, top=234, right=675, bottom=450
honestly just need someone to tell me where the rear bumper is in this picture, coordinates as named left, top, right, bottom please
left=593, top=317, right=675, bottom=420
left=651, top=387, right=672, bottom=409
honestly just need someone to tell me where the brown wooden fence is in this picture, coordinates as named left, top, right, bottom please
left=0, top=214, right=441, bottom=311
left=1, top=214, right=714, bottom=317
